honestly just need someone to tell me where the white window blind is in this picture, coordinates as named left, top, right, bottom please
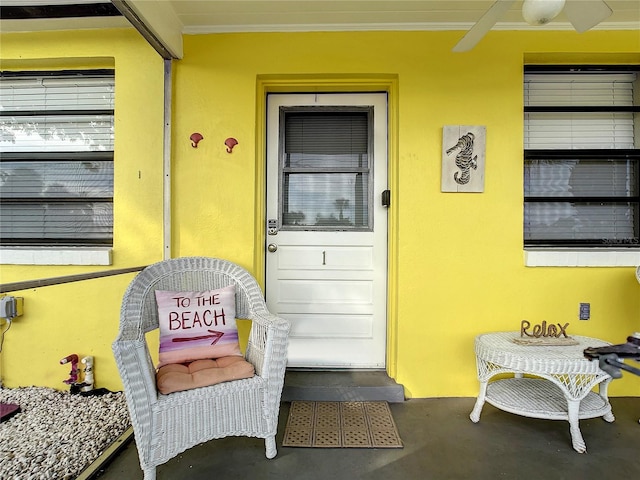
left=524, top=112, right=634, bottom=150
left=523, top=68, right=639, bottom=247
left=0, top=75, right=114, bottom=152
left=524, top=73, right=635, bottom=150
left=0, top=71, right=115, bottom=246
left=281, top=111, right=371, bottom=229
left=524, top=74, right=635, bottom=106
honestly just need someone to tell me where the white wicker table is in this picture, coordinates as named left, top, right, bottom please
left=469, top=331, right=614, bottom=453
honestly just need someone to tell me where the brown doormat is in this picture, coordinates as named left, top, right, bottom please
left=282, top=401, right=403, bottom=448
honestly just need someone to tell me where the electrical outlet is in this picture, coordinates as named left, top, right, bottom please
left=579, top=303, right=590, bottom=320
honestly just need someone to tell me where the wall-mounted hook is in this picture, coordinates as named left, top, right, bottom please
left=225, top=137, right=238, bottom=153
left=190, top=132, right=204, bottom=148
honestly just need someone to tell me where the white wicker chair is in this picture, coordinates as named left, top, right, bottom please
left=112, top=257, right=290, bottom=480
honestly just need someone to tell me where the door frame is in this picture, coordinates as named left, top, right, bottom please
left=253, top=74, right=399, bottom=376
left=265, top=92, right=388, bottom=368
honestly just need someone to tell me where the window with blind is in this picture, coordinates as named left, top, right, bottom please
left=524, top=65, right=640, bottom=248
left=0, top=70, right=114, bottom=246
left=280, top=108, right=372, bottom=230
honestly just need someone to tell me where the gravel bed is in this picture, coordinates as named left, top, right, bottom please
left=0, top=387, right=130, bottom=480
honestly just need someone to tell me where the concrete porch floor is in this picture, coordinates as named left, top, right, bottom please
left=92, top=396, right=640, bottom=480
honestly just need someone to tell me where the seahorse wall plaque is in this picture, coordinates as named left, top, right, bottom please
left=441, top=125, right=486, bottom=193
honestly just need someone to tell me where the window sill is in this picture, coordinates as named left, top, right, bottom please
left=525, top=249, right=640, bottom=267
left=0, top=247, right=112, bottom=266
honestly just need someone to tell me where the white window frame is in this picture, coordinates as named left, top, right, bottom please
left=523, top=65, right=640, bottom=267
left=0, top=70, right=114, bottom=266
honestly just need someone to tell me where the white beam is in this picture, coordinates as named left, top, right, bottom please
left=114, top=0, right=183, bottom=59
left=163, top=59, right=173, bottom=260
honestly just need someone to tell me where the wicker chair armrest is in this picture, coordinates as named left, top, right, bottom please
left=246, top=312, right=290, bottom=377
left=112, top=338, right=159, bottom=440
left=113, top=322, right=145, bottom=343
left=245, top=311, right=289, bottom=422
left=249, top=310, right=290, bottom=332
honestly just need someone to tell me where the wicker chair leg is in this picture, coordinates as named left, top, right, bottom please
left=265, top=436, right=277, bottom=459
left=142, top=466, right=156, bottom=480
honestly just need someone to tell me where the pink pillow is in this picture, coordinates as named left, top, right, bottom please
left=155, top=285, right=242, bottom=368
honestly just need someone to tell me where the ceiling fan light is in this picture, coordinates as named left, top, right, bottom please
left=522, top=0, right=566, bottom=25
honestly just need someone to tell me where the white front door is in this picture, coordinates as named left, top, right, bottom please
left=266, top=93, right=388, bottom=368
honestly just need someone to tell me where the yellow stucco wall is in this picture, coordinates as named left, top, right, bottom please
left=0, top=29, right=165, bottom=391
left=0, top=27, right=639, bottom=397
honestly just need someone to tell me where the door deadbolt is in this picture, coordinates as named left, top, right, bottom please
left=267, top=244, right=278, bottom=252
left=267, top=219, right=278, bottom=235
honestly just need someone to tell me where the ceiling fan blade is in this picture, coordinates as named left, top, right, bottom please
left=563, top=0, right=612, bottom=33
left=453, top=0, right=516, bottom=52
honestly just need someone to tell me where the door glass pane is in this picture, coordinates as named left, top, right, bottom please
left=283, top=173, right=369, bottom=228
left=281, top=110, right=371, bottom=230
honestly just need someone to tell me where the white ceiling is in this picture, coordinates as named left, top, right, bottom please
left=174, top=0, right=640, bottom=33
left=2, top=0, right=638, bottom=33
left=1, top=1, right=638, bottom=58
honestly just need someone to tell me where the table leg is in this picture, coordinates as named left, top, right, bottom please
left=567, top=399, right=587, bottom=453
left=470, top=381, right=487, bottom=423
left=598, top=378, right=615, bottom=423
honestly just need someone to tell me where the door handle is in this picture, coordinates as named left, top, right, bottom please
left=267, top=243, right=278, bottom=253
left=382, top=190, right=391, bottom=207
